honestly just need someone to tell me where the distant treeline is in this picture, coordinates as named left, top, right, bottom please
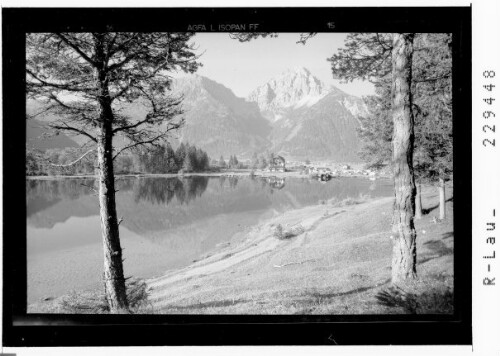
left=26, top=142, right=213, bottom=176
left=26, top=143, right=284, bottom=177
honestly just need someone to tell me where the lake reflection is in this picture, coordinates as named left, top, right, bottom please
left=27, top=176, right=393, bottom=304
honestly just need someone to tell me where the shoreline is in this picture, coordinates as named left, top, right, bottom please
left=26, top=170, right=390, bottom=180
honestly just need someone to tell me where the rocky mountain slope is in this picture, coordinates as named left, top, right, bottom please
left=169, top=75, right=272, bottom=159
left=26, top=118, right=80, bottom=151
left=248, top=67, right=367, bottom=161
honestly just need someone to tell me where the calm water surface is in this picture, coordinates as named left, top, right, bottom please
left=27, top=176, right=393, bottom=303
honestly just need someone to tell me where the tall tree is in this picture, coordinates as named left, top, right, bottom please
left=412, top=34, right=453, bottom=220
left=175, top=142, right=187, bottom=168
left=389, top=33, right=417, bottom=282
left=165, top=144, right=178, bottom=173
left=251, top=152, right=259, bottom=169
left=356, top=82, right=393, bottom=171
left=219, top=155, right=226, bottom=168
left=329, top=33, right=454, bottom=282
left=196, top=149, right=209, bottom=171
left=26, top=32, right=200, bottom=312
left=328, top=32, right=418, bottom=282
left=183, top=145, right=197, bottom=172
left=356, top=34, right=453, bottom=221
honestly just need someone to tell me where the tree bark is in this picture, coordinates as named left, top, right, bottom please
left=390, top=33, right=417, bottom=284
left=415, top=182, right=423, bottom=220
left=439, top=177, right=446, bottom=220
left=94, top=33, right=128, bottom=313
left=97, top=121, right=129, bottom=313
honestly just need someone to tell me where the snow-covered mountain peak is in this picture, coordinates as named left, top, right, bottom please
left=247, top=67, right=331, bottom=121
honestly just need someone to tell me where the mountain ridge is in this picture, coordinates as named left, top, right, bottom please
left=246, top=67, right=366, bottom=161
left=26, top=68, right=366, bottom=162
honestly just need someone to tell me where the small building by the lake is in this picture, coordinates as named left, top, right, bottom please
left=269, top=155, right=286, bottom=172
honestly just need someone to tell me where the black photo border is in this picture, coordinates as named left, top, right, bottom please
left=2, top=7, right=472, bottom=346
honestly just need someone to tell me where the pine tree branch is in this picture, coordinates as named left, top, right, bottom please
left=110, top=78, right=135, bottom=100
left=56, top=33, right=96, bottom=67
left=375, top=33, right=392, bottom=51
left=112, top=133, right=166, bottom=160
left=296, top=33, right=317, bottom=45
left=27, top=69, right=89, bottom=93
left=108, top=33, right=138, bottom=57
left=112, top=115, right=153, bottom=134
left=105, top=33, right=119, bottom=62
left=107, top=54, right=136, bottom=72
left=49, top=123, right=98, bottom=142
left=47, top=149, right=96, bottom=167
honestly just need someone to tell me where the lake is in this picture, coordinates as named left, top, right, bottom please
left=26, top=175, right=393, bottom=304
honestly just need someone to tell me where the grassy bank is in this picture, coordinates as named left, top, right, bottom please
left=144, top=182, right=453, bottom=314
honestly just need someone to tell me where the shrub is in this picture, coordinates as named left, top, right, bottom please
left=273, top=223, right=305, bottom=240
left=329, top=193, right=370, bottom=207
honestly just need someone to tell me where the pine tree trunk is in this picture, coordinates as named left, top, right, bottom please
left=94, top=34, right=128, bottom=312
left=390, top=33, right=417, bottom=283
left=439, top=177, right=446, bottom=220
left=415, top=182, right=423, bottom=220
left=97, top=123, right=129, bottom=313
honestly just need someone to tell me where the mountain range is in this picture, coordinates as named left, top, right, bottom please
left=26, top=67, right=367, bottom=162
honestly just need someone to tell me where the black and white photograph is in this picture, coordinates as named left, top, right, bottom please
left=24, top=31, right=455, bottom=315
left=2, top=6, right=475, bottom=348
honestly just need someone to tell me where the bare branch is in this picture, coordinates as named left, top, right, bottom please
left=47, top=149, right=96, bottom=167
left=112, top=133, right=168, bottom=160
left=49, top=123, right=98, bottom=142
left=296, top=33, right=317, bottom=45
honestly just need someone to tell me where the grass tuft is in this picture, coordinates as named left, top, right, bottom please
left=59, top=278, right=151, bottom=314
left=375, top=285, right=453, bottom=314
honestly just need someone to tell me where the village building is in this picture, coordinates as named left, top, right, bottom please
left=269, top=155, right=286, bottom=172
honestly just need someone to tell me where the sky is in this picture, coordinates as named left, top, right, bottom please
left=182, top=33, right=375, bottom=98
